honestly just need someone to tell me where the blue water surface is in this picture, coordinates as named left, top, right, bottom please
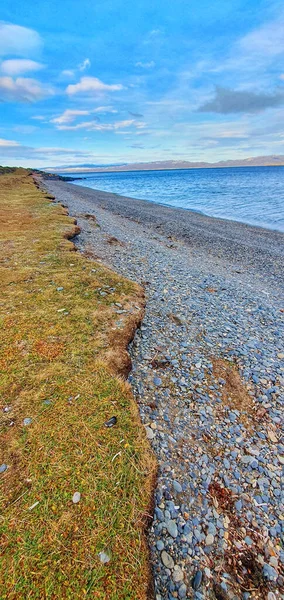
left=65, top=166, right=284, bottom=232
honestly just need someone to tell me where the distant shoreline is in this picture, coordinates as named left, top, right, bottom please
left=51, top=163, right=284, bottom=175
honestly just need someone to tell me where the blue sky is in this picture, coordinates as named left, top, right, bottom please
left=0, top=0, right=283, bottom=167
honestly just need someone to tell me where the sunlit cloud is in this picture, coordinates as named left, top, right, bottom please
left=66, top=76, right=124, bottom=96
left=0, top=59, right=44, bottom=76
left=0, top=22, right=42, bottom=57
left=51, top=109, right=92, bottom=125
left=0, top=76, right=53, bottom=102
left=0, top=138, right=20, bottom=147
left=61, top=69, right=75, bottom=78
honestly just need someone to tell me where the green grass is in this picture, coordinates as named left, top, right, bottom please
left=0, top=170, right=155, bottom=599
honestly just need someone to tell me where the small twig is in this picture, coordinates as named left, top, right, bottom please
left=111, top=451, right=122, bottom=462
left=8, top=489, right=29, bottom=507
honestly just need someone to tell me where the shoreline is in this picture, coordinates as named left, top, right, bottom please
left=43, top=179, right=284, bottom=291
left=43, top=176, right=284, bottom=599
left=71, top=179, right=284, bottom=234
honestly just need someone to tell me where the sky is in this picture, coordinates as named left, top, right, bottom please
left=0, top=0, right=284, bottom=167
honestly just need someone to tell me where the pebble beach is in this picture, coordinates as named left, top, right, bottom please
left=43, top=179, right=284, bottom=600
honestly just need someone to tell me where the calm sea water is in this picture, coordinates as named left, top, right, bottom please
left=66, top=166, right=284, bottom=232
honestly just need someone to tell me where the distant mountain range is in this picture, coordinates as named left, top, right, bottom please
left=47, top=155, right=284, bottom=174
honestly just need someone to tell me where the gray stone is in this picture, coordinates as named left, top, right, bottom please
left=178, top=583, right=187, bottom=598
left=166, top=520, right=178, bottom=538
left=161, top=550, right=174, bottom=569
left=173, top=566, right=184, bottom=582
left=205, top=533, right=214, bottom=546
left=145, top=426, right=155, bottom=440
left=173, top=480, right=183, bottom=493
left=156, top=540, right=164, bottom=551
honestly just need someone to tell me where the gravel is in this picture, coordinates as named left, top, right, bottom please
left=43, top=179, right=284, bottom=600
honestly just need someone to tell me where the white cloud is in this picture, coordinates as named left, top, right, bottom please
left=66, top=76, right=124, bottom=96
left=61, top=69, right=75, bottom=77
left=135, top=61, right=155, bottom=69
left=92, top=106, right=118, bottom=113
left=0, top=138, right=19, bottom=147
left=238, top=17, right=284, bottom=59
left=31, top=115, right=45, bottom=120
left=0, top=59, right=44, bottom=76
left=79, top=58, right=91, bottom=71
left=0, top=22, right=42, bottom=57
left=0, top=76, right=53, bottom=102
left=51, top=107, right=118, bottom=128
left=208, top=15, right=284, bottom=81
left=56, top=119, right=145, bottom=132
left=51, top=109, right=91, bottom=125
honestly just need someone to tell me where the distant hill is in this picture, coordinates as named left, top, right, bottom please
left=47, top=155, right=284, bottom=174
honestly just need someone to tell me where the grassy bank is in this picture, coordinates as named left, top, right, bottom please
left=0, top=170, right=155, bottom=599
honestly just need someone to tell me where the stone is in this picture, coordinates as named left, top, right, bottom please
left=205, top=533, right=214, bottom=545
left=173, top=480, right=183, bottom=493
left=267, top=430, right=277, bottom=443
left=166, top=520, right=178, bottom=538
left=72, top=491, right=81, bottom=504
left=244, top=536, right=253, bottom=545
left=161, top=550, right=174, bottom=569
left=23, top=417, right=32, bottom=426
left=104, top=416, right=117, bottom=428
left=0, top=464, right=8, bottom=473
left=145, top=426, right=155, bottom=440
left=173, top=566, right=184, bottom=582
left=192, top=570, right=203, bottom=590
left=156, top=540, right=164, bottom=551
left=178, top=583, right=187, bottom=598
left=98, top=551, right=110, bottom=564
left=263, top=563, right=278, bottom=581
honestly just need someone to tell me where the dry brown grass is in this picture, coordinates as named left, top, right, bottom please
left=0, top=170, right=156, bottom=599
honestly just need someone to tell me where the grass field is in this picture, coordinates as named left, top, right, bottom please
left=0, top=170, right=155, bottom=599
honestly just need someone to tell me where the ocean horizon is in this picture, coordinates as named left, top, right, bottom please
left=65, top=165, right=284, bottom=233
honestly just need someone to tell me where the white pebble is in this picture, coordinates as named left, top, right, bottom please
left=72, top=491, right=81, bottom=504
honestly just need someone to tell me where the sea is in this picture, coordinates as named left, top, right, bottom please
left=64, top=166, right=284, bottom=233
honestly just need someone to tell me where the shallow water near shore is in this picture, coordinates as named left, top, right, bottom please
left=66, top=166, right=284, bottom=232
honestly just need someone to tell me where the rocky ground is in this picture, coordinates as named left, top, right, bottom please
left=43, top=179, right=284, bottom=600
